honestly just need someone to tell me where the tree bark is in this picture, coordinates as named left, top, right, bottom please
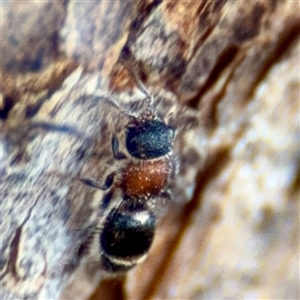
left=1, top=1, right=299, bottom=299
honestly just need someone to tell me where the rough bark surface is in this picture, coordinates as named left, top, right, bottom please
left=1, top=1, right=299, bottom=300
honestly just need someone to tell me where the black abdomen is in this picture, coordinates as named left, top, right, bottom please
left=100, top=202, right=156, bottom=273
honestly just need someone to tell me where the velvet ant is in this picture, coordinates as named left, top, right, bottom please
left=80, top=72, right=177, bottom=273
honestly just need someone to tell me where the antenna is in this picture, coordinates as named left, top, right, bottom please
left=120, top=48, right=156, bottom=120
left=125, top=65, right=156, bottom=121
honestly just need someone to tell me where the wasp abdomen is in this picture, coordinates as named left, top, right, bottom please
left=100, top=202, right=156, bottom=272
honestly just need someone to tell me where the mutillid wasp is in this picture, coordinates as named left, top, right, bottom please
left=27, top=60, right=197, bottom=274
left=80, top=66, right=177, bottom=273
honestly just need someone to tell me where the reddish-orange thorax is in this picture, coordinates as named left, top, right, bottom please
left=122, top=157, right=172, bottom=198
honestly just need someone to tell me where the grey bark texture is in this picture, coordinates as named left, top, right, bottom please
left=1, top=1, right=299, bottom=299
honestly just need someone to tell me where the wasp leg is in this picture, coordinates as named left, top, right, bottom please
left=81, top=172, right=116, bottom=191
left=159, top=189, right=173, bottom=202
left=112, top=135, right=127, bottom=160
left=101, top=191, right=114, bottom=209
left=170, top=155, right=179, bottom=180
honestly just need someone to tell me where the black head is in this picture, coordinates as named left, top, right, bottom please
left=125, top=119, right=175, bottom=159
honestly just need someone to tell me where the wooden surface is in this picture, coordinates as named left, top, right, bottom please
left=1, top=1, right=299, bottom=299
